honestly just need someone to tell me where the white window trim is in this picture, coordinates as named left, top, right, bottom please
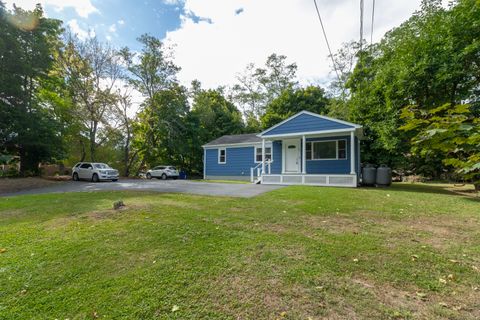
left=218, top=148, right=226, bottom=164
left=306, top=139, right=347, bottom=161
left=254, top=146, right=273, bottom=163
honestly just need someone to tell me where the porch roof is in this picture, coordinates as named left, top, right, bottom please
left=258, top=111, right=362, bottom=139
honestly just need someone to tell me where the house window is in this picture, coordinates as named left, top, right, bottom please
left=338, top=140, right=347, bottom=159
left=255, top=147, right=272, bottom=163
left=218, top=148, right=226, bottom=164
left=307, top=140, right=347, bottom=160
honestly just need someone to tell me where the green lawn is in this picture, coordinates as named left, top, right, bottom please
left=0, top=184, right=479, bottom=319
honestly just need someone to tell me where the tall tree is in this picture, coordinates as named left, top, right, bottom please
left=261, top=86, right=330, bottom=129
left=0, top=3, right=65, bottom=174
left=133, top=84, right=189, bottom=168
left=187, top=87, right=245, bottom=174
left=120, top=34, right=181, bottom=171
left=111, top=88, right=137, bottom=176
left=59, top=34, right=122, bottom=162
left=120, top=34, right=179, bottom=100
left=344, top=0, right=479, bottom=173
left=231, top=53, right=298, bottom=130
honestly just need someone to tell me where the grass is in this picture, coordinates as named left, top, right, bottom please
left=0, top=183, right=479, bottom=319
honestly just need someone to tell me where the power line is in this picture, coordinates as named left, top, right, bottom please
left=370, top=0, right=375, bottom=46
left=360, top=0, right=364, bottom=51
left=312, top=0, right=341, bottom=83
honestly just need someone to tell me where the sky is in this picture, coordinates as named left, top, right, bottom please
left=4, top=0, right=427, bottom=89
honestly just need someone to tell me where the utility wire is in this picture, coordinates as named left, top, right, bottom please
left=370, top=0, right=375, bottom=46
left=360, top=0, right=364, bottom=51
left=312, top=0, right=342, bottom=84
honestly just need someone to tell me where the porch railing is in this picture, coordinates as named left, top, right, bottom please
left=250, top=160, right=272, bottom=183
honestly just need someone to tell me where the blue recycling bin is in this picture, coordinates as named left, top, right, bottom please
left=179, top=171, right=187, bottom=179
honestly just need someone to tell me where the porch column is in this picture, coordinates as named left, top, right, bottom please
left=261, top=138, right=265, bottom=174
left=302, top=135, right=306, bottom=174
left=350, top=131, right=356, bottom=174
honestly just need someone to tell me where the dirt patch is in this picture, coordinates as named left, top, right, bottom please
left=349, top=276, right=480, bottom=319
left=303, top=214, right=364, bottom=235
left=0, top=177, right=62, bottom=194
left=379, top=215, right=480, bottom=250
left=211, top=273, right=323, bottom=320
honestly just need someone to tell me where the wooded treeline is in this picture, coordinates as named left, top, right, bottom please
left=0, top=0, right=478, bottom=187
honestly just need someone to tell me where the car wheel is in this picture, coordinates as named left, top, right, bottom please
left=161, top=173, right=167, bottom=180
left=146, top=173, right=152, bottom=179
left=92, top=173, right=99, bottom=183
left=73, top=172, right=79, bottom=181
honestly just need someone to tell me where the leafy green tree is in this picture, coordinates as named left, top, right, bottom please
left=401, top=104, right=480, bottom=190
left=261, top=86, right=329, bottom=129
left=231, top=53, right=298, bottom=129
left=344, top=0, right=480, bottom=174
left=120, top=34, right=179, bottom=100
left=59, top=34, right=122, bottom=162
left=133, top=84, right=189, bottom=169
left=187, top=88, right=245, bottom=174
left=0, top=3, right=65, bottom=174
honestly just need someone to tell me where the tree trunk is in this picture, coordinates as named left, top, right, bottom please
left=79, top=139, right=86, bottom=162
left=89, top=121, right=98, bottom=162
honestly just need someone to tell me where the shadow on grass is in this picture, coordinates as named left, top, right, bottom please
left=385, top=183, right=480, bottom=202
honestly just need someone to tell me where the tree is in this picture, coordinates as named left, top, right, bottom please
left=120, top=34, right=181, bottom=171
left=401, top=103, right=480, bottom=190
left=0, top=4, right=66, bottom=174
left=133, top=84, right=189, bottom=168
left=120, top=34, right=179, bottom=100
left=111, top=88, right=138, bottom=177
left=343, top=0, right=480, bottom=173
left=59, top=34, right=122, bottom=162
left=187, top=87, right=245, bottom=174
left=261, top=86, right=329, bottom=129
left=231, top=53, right=298, bottom=129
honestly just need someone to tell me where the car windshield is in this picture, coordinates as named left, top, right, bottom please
left=168, top=166, right=177, bottom=170
left=94, top=163, right=111, bottom=169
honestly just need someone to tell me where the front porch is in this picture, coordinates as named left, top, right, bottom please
left=261, top=173, right=358, bottom=187
left=252, top=112, right=363, bottom=187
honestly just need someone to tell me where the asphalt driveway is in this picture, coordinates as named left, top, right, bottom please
left=0, top=179, right=284, bottom=198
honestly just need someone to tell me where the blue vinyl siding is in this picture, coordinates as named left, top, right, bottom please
left=205, top=147, right=256, bottom=177
left=262, top=113, right=353, bottom=136
left=305, top=136, right=351, bottom=174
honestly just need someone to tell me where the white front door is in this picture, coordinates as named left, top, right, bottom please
left=284, top=139, right=300, bottom=172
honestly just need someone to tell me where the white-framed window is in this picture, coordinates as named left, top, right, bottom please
left=218, top=148, right=226, bottom=164
left=255, top=146, right=272, bottom=163
left=306, top=139, right=347, bottom=160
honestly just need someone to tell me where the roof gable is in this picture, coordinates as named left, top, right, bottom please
left=259, top=111, right=360, bottom=137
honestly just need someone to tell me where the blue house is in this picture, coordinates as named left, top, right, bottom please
left=202, top=111, right=363, bottom=187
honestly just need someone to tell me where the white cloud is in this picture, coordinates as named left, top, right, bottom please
left=109, top=24, right=117, bottom=33
left=5, top=0, right=99, bottom=18
left=67, top=19, right=89, bottom=40
left=165, top=0, right=426, bottom=89
left=118, top=19, right=125, bottom=25
left=163, top=0, right=182, bottom=5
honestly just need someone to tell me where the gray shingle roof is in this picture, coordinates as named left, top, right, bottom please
left=203, top=133, right=261, bottom=146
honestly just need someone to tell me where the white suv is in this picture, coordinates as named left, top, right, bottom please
left=146, top=166, right=179, bottom=180
left=72, top=162, right=119, bottom=182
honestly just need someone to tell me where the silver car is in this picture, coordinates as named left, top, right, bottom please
left=146, top=165, right=179, bottom=180
left=72, top=162, right=119, bottom=182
